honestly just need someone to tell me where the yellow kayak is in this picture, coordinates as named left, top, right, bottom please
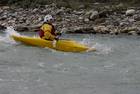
left=11, top=35, right=96, bottom=52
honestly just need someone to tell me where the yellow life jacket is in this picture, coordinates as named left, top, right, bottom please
left=39, top=23, right=56, bottom=40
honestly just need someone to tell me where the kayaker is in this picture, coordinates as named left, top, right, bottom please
left=39, top=15, right=59, bottom=41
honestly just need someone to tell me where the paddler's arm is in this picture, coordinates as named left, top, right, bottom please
left=41, top=24, right=58, bottom=40
left=43, top=31, right=56, bottom=40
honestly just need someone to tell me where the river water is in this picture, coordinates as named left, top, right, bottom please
left=0, top=28, right=140, bottom=94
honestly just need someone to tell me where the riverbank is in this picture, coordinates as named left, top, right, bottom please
left=1, top=3, right=140, bottom=35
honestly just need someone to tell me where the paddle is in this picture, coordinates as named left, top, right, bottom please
left=52, top=29, right=65, bottom=47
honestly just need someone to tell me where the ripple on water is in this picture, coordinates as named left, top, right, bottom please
left=0, top=30, right=140, bottom=94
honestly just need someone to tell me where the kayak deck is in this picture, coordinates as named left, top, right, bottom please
left=11, top=35, right=96, bottom=52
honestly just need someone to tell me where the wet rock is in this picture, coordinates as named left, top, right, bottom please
left=0, top=25, right=6, bottom=30
left=56, top=7, right=65, bottom=15
left=60, top=27, right=68, bottom=34
left=78, top=5, right=85, bottom=9
left=98, top=10, right=111, bottom=18
left=121, top=27, right=138, bottom=33
left=0, top=8, right=4, bottom=13
left=74, top=10, right=85, bottom=15
left=15, top=24, right=41, bottom=32
left=67, top=26, right=94, bottom=34
left=38, top=17, right=42, bottom=22
left=41, top=9, right=48, bottom=14
left=32, top=8, right=39, bottom=13
left=116, top=3, right=124, bottom=9
left=94, top=18, right=106, bottom=24
left=65, top=8, right=72, bottom=14
left=93, top=26, right=110, bottom=34
left=128, top=18, right=135, bottom=22
left=50, top=3, right=57, bottom=8
left=84, top=18, right=90, bottom=23
left=126, top=9, right=136, bottom=16
left=15, top=25, right=29, bottom=32
left=0, top=15, right=7, bottom=20
left=110, top=28, right=119, bottom=35
left=133, top=14, right=140, bottom=21
left=85, top=10, right=99, bottom=20
left=137, top=30, right=140, bottom=35
left=78, top=17, right=84, bottom=20
left=2, top=6, right=10, bottom=10
left=90, top=11, right=99, bottom=20
left=128, top=31, right=137, bottom=35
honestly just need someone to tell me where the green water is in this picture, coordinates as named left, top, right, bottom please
left=0, top=33, right=140, bottom=94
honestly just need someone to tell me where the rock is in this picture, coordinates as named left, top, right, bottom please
left=0, top=8, right=3, bottom=13
left=45, top=5, right=50, bottom=8
left=94, top=18, right=106, bottom=24
left=78, top=17, right=84, bottom=20
left=116, top=3, right=124, bottom=9
left=15, top=24, right=41, bottom=32
left=78, top=4, right=85, bottom=9
left=15, top=26, right=29, bottom=32
left=74, top=10, right=85, bottom=15
left=84, top=10, right=96, bottom=18
left=121, top=27, right=138, bottom=33
left=60, top=27, right=67, bottom=33
left=32, top=8, right=39, bottom=13
left=128, top=18, right=135, bottom=22
left=98, top=10, right=111, bottom=18
left=0, top=15, right=7, bottom=20
left=2, top=6, right=10, bottom=10
left=65, top=8, right=72, bottom=14
left=110, top=28, right=119, bottom=35
left=93, top=26, right=110, bottom=34
left=137, top=30, right=140, bottom=35
left=126, top=9, right=136, bottom=16
left=41, top=10, right=48, bottom=14
left=119, top=22, right=129, bottom=27
left=38, top=17, right=42, bottom=22
left=90, top=11, right=99, bottom=20
left=11, top=12, right=18, bottom=18
left=0, top=25, right=6, bottom=30
left=85, top=10, right=99, bottom=20
left=133, top=14, right=140, bottom=21
left=50, top=3, right=57, bottom=8
left=56, top=8, right=64, bottom=15
left=8, top=20, right=15, bottom=23
left=67, top=26, right=94, bottom=34
left=128, top=31, right=137, bottom=35
left=84, top=18, right=90, bottom=23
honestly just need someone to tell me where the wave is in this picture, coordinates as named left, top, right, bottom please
left=0, top=26, right=20, bottom=44
left=80, top=38, right=112, bottom=54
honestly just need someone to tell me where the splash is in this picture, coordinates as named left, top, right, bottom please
left=80, top=38, right=95, bottom=47
left=0, top=26, right=20, bottom=44
left=80, top=38, right=112, bottom=54
left=94, top=43, right=113, bottom=55
left=4, top=26, right=20, bottom=36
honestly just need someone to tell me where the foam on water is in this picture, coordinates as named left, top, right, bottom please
left=4, top=26, right=20, bottom=36
left=80, top=38, right=112, bottom=54
left=1, top=26, right=21, bottom=44
left=94, top=43, right=113, bottom=55
left=80, top=38, right=95, bottom=46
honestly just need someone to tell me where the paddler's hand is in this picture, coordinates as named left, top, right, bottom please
left=54, top=36, right=59, bottom=41
left=56, top=32, right=62, bottom=36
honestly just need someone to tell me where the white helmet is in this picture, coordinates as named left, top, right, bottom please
left=44, top=15, right=54, bottom=22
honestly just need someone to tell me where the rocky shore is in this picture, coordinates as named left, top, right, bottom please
left=1, top=3, right=140, bottom=35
